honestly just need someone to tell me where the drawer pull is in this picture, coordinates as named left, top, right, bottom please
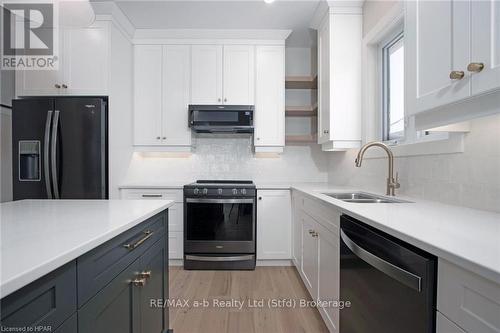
left=138, top=270, right=152, bottom=279
left=132, top=278, right=147, bottom=287
left=123, top=230, right=154, bottom=250
left=141, top=194, right=162, bottom=198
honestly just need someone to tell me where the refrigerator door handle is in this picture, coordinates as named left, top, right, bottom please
left=51, top=110, right=60, bottom=199
left=44, top=110, right=53, bottom=199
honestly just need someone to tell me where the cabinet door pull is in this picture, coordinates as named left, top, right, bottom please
left=123, top=230, right=154, bottom=250
left=449, top=71, right=465, bottom=80
left=62, top=84, right=68, bottom=89
left=467, top=62, right=484, bottom=73
left=138, top=271, right=152, bottom=279
left=132, top=278, right=147, bottom=287
left=54, top=84, right=61, bottom=89
left=141, top=194, right=162, bottom=198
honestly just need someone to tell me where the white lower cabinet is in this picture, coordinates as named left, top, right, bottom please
left=301, top=214, right=319, bottom=295
left=316, top=221, right=340, bottom=332
left=168, top=231, right=184, bottom=260
left=437, top=258, right=500, bottom=333
left=437, top=312, right=466, bottom=333
left=256, top=190, right=291, bottom=260
left=291, top=191, right=304, bottom=267
left=293, top=190, right=340, bottom=333
left=119, top=188, right=184, bottom=260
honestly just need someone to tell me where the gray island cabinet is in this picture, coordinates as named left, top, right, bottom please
left=0, top=209, right=170, bottom=333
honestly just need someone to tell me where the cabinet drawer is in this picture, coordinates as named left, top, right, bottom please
left=79, top=237, right=167, bottom=333
left=0, top=262, right=76, bottom=332
left=121, top=188, right=183, bottom=202
left=438, top=259, right=500, bottom=333
left=302, top=196, right=340, bottom=235
left=77, top=211, right=167, bottom=307
left=169, top=231, right=184, bottom=259
left=437, top=312, right=466, bottom=333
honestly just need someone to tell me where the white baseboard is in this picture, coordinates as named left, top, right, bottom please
left=168, top=259, right=294, bottom=267
left=169, top=259, right=183, bottom=266
left=256, top=259, right=293, bottom=266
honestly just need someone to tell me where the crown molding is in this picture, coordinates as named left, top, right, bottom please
left=132, top=29, right=292, bottom=44
left=91, top=2, right=135, bottom=39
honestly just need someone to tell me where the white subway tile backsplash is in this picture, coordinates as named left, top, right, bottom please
left=328, top=114, right=500, bottom=213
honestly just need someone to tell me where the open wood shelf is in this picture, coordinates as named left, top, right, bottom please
left=285, top=103, right=318, bottom=117
left=285, top=134, right=317, bottom=143
left=285, top=75, right=317, bottom=89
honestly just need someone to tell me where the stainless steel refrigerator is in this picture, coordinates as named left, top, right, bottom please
left=12, top=97, right=108, bottom=200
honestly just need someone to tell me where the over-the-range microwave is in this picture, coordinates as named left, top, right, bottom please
left=188, top=105, right=254, bottom=133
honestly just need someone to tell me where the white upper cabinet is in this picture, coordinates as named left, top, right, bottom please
left=62, top=22, right=109, bottom=95
left=254, top=45, right=285, bottom=150
left=190, top=45, right=255, bottom=105
left=134, top=45, right=192, bottom=147
left=406, top=0, right=471, bottom=114
left=162, top=45, right=191, bottom=146
left=134, top=45, right=163, bottom=146
left=223, top=45, right=255, bottom=105
left=406, top=0, right=500, bottom=117
left=16, top=22, right=109, bottom=96
left=256, top=190, right=291, bottom=260
left=191, top=45, right=223, bottom=104
left=470, top=0, right=500, bottom=95
left=317, top=8, right=362, bottom=151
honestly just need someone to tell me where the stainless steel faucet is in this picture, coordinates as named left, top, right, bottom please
left=355, top=142, right=400, bottom=196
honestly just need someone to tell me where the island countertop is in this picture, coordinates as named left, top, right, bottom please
left=0, top=199, right=174, bottom=299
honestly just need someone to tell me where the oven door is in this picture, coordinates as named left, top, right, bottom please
left=184, top=198, right=256, bottom=253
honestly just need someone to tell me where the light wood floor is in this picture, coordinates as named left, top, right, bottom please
left=169, top=266, right=329, bottom=333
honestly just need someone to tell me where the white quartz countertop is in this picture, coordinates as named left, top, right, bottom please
left=292, top=184, right=500, bottom=284
left=0, top=199, right=174, bottom=298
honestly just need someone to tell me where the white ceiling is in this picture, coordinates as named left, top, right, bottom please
left=93, top=0, right=320, bottom=46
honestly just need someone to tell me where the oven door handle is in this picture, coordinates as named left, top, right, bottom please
left=186, top=198, right=255, bottom=204
left=340, top=229, right=422, bottom=292
left=185, top=255, right=254, bottom=262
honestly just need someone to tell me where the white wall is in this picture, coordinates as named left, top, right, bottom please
left=0, top=69, right=15, bottom=202
left=362, top=0, right=399, bottom=37
left=108, top=24, right=134, bottom=198
left=328, top=114, right=500, bottom=212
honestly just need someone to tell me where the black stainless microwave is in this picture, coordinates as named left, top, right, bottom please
left=188, top=105, right=254, bottom=133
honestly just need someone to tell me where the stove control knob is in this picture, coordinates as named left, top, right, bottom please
left=218, top=188, right=223, bottom=195
left=203, top=188, right=208, bottom=195
left=241, top=188, right=247, bottom=195
left=232, top=188, right=238, bottom=195
left=193, top=188, right=200, bottom=195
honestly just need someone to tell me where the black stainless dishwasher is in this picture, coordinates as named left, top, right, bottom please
left=340, top=215, right=437, bottom=333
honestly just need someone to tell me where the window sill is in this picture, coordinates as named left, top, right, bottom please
left=362, top=133, right=465, bottom=159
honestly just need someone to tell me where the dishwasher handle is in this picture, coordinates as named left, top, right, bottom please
left=340, top=229, right=422, bottom=292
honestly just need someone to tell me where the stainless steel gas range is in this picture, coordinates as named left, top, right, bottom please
left=183, top=180, right=256, bottom=270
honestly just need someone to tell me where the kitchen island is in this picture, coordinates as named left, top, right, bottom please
left=0, top=199, right=174, bottom=333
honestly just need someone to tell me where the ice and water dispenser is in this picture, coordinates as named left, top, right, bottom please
left=18, top=141, right=41, bottom=181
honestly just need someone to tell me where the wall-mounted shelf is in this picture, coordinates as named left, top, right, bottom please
left=285, top=134, right=317, bottom=143
left=285, top=76, right=317, bottom=89
left=285, top=103, right=318, bottom=117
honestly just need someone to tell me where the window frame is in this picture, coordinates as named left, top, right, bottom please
left=381, top=30, right=405, bottom=142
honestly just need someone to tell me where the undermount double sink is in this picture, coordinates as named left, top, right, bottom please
left=322, top=192, right=412, bottom=203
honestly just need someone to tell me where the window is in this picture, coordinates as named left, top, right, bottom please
left=381, top=31, right=405, bottom=141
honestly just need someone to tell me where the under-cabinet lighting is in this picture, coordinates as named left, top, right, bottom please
left=264, top=0, right=275, bottom=4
